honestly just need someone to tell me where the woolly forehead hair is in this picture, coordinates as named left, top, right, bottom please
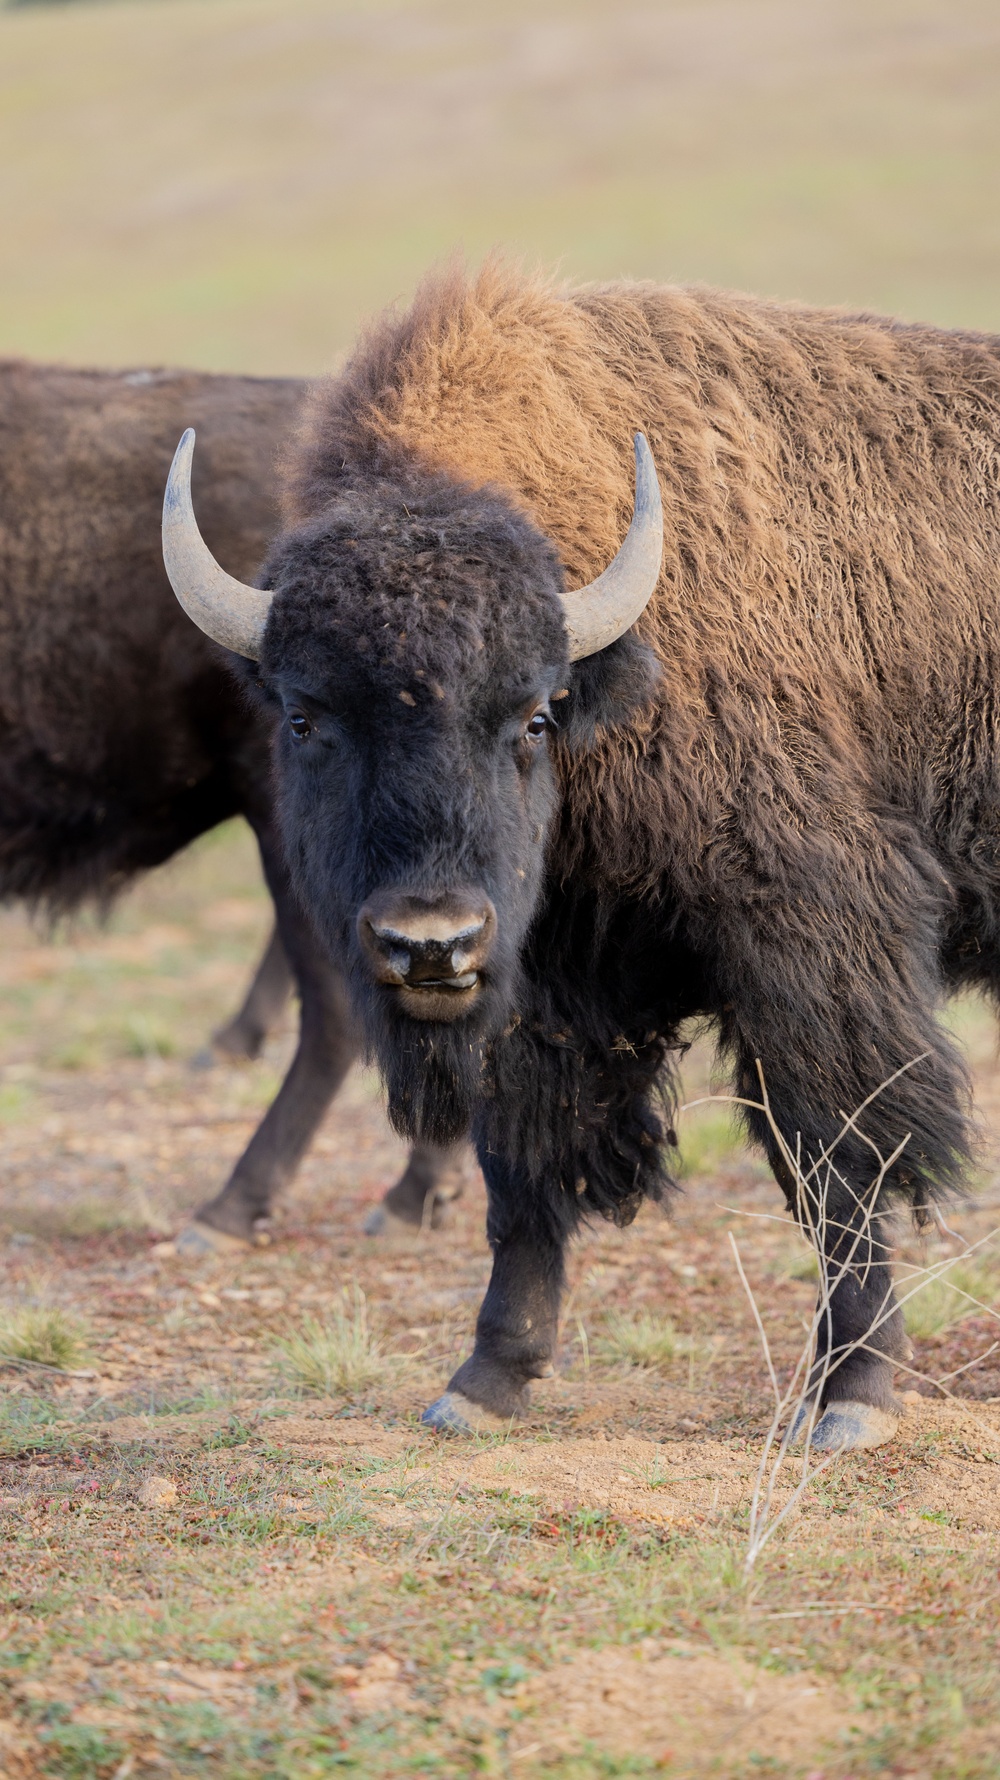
left=281, top=258, right=643, bottom=593
left=260, top=465, right=569, bottom=693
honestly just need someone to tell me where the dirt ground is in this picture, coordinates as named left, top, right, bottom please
left=1, top=822, right=999, bottom=1779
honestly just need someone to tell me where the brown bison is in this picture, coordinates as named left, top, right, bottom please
left=166, top=261, right=997, bottom=1449
left=0, top=359, right=462, bottom=1245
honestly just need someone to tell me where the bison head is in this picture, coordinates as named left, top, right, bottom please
left=163, top=434, right=661, bottom=1142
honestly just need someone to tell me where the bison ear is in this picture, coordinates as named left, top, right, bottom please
left=557, top=629, right=661, bottom=746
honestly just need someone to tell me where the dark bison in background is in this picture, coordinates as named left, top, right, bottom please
left=0, top=360, right=462, bottom=1247
left=167, top=260, right=1000, bottom=1451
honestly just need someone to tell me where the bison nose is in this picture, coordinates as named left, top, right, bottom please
left=357, top=892, right=496, bottom=992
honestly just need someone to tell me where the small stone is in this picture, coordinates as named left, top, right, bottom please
left=137, top=1476, right=177, bottom=1508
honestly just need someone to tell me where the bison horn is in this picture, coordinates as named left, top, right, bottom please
left=560, top=433, right=662, bottom=660
left=162, top=429, right=273, bottom=659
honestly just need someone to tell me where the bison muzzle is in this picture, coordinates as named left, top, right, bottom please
left=358, top=889, right=497, bottom=1014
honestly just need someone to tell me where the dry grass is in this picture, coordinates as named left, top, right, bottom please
left=270, top=1287, right=393, bottom=1397
left=0, top=1305, right=89, bottom=1370
left=595, top=1308, right=682, bottom=1372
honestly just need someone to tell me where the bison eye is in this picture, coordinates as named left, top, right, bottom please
left=288, top=711, right=312, bottom=742
left=524, top=710, right=549, bottom=740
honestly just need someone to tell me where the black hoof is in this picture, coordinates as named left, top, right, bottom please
left=175, top=1220, right=251, bottom=1257
left=790, top=1399, right=901, bottom=1451
left=420, top=1391, right=511, bottom=1435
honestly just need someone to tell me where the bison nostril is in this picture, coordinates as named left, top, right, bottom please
left=388, top=947, right=411, bottom=981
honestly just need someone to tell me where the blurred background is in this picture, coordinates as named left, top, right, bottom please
left=3, top=0, right=1000, bottom=378
left=3, top=0, right=1000, bottom=1246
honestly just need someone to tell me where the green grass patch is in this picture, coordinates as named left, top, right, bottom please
left=594, top=1309, right=684, bottom=1372
left=0, top=1391, right=73, bottom=1456
left=0, top=1080, right=34, bottom=1123
left=119, top=1014, right=177, bottom=1060
left=37, top=1720, right=126, bottom=1779
left=903, top=1256, right=1000, bottom=1339
left=676, top=1105, right=742, bottom=1179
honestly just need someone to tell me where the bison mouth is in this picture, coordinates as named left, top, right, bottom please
left=392, top=974, right=483, bottom=1023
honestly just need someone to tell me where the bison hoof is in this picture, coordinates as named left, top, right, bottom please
left=174, top=1220, right=253, bottom=1257
left=362, top=1203, right=426, bottom=1238
left=791, top=1399, right=901, bottom=1452
left=363, top=1195, right=455, bottom=1238
left=420, top=1391, right=511, bottom=1436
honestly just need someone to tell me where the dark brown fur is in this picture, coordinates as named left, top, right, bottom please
left=0, top=360, right=458, bottom=1240
left=285, top=262, right=1000, bottom=1187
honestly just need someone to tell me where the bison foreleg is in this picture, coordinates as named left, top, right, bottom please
left=790, top=1204, right=911, bottom=1451
left=422, top=1156, right=566, bottom=1431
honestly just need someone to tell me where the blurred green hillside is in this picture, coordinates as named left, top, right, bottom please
left=1, top=0, right=1000, bottom=374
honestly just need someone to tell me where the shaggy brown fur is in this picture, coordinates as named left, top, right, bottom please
left=289, top=262, right=1000, bottom=903
left=257, top=260, right=1000, bottom=1432
left=286, top=260, right=1000, bottom=1163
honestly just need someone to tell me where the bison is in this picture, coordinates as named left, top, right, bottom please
left=165, top=261, right=997, bottom=1449
left=0, top=359, right=462, bottom=1246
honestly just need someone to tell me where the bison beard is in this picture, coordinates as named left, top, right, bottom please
left=365, top=998, right=489, bottom=1146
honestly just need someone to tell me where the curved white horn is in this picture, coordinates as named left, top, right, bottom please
left=162, top=428, right=273, bottom=659
left=560, top=433, right=663, bottom=661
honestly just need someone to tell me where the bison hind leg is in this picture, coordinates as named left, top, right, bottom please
left=363, top=1141, right=468, bottom=1235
